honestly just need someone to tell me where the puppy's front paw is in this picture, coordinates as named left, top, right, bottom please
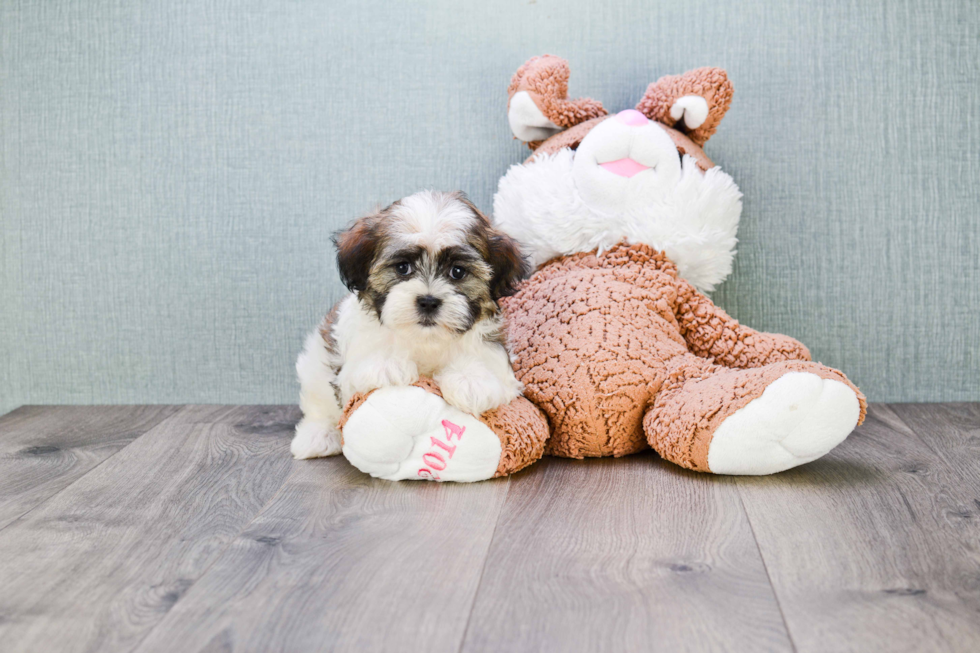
left=291, top=418, right=343, bottom=459
left=339, top=356, right=419, bottom=397
left=436, top=367, right=521, bottom=417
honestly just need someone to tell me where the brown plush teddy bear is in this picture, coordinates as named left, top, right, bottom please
left=334, top=55, right=866, bottom=481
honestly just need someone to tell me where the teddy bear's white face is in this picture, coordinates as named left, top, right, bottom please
left=573, top=110, right=685, bottom=214
left=493, top=109, right=744, bottom=292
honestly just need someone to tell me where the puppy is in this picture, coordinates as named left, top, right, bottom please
left=291, top=190, right=531, bottom=460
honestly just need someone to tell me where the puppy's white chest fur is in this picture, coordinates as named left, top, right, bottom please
left=332, top=295, right=519, bottom=415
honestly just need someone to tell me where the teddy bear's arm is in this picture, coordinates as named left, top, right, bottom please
left=673, top=278, right=812, bottom=368
left=635, top=68, right=733, bottom=147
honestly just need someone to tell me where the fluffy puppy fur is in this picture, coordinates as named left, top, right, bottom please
left=291, top=190, right=530, bottom=460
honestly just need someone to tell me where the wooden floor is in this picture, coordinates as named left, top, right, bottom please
left=0, top=404, right=978, bottom=652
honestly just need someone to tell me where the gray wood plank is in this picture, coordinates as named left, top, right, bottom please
left=0, top=405, right=296, bottom=653
left=460, top=454, right=793, bottom=653
left=735, top=404, right=980, bottom=653
left=131, top=457, right=511, bottom=653
left=889, top=402, right=980, bottom=483
left=0, top=405, right=180, bottom=530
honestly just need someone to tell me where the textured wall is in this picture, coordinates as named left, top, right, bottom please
left=1, top=0, right=978, bottom=414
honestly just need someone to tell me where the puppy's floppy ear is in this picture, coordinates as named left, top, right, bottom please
left=333, top=211, right=385, bottom=293
left=487, top=230, right=531, bottom=300
left=453, top=192, right=532, bottom=300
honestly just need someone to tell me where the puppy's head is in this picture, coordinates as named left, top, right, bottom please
left=334, top=190, right=530, bottom=334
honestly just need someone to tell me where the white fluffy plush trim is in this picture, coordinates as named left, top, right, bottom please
left=492, top=149, right=743, bottom=291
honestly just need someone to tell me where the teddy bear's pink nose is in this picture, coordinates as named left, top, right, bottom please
left=615, top=109, right=648, bottom=126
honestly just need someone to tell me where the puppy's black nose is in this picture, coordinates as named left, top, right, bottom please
left=416, top=295, right=442, bottom=315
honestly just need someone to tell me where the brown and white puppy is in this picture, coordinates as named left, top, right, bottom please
left=291, top=190, right=530, bottom=460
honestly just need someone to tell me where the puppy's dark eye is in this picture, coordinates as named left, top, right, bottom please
left=449, top=265, right=467, bottom=281
left=394, top=262, right=412, bottom=276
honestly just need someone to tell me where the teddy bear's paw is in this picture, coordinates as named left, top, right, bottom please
left=341, top=386, right=502, bottom=482
left=291, top=418, right=343, bottom=459
left=707, top=372, right=861, bottom=475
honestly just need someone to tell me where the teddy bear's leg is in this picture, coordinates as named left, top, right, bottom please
left=643, top=355, right=866, bottom=475
left=338, top=378, right=549, bottom=482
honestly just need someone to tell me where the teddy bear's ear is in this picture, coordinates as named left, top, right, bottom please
left=635, top=68, right=733, bottom=147
left=507, top=55, right=607, bottom=150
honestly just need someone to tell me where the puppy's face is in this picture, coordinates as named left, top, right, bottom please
left=334, top=191, right=529, bottom=334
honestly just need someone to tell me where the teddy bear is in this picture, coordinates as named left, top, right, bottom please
left=333, top=54, right=866, bottom=482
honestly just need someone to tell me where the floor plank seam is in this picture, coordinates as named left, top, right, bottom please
left=0, top=406, right=189, bottom=537
left=734, top=481, right=799, bottom=653
left=455, top=477, right=512, bottom=653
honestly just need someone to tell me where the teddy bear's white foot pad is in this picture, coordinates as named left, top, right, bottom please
left=291, top=419, right=343, bottom=459
left=342, top=386, right=502, bottom=482
left=707, top=372, right=860, bottom=475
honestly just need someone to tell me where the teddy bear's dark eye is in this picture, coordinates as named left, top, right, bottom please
left=449, top=265, right=467, bottom=281
left=394, top=262, right=412, bottom=276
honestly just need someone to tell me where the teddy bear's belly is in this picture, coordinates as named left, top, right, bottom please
left=505, top=265, right=689, bottom=458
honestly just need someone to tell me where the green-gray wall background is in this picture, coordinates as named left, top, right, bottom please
left=2, top=0, right=978, bottom=415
